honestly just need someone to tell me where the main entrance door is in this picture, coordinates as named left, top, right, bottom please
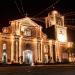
left=23, top=50, right=33, bottom=65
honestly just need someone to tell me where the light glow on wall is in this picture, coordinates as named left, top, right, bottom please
left=67, top=42, right=73, bottom=48
left=3, top=43, right=6, bottom=50
left=2, top=52, right=7, bottom=63
left=57, top=26, right=67, bottom=42
left=58, top=33, right=67, bottom=42
left=11, top=35, right=14, bottom=62
left=52, top=10, right=58, bottom=15
left=23, top=50, right=33, bottom=65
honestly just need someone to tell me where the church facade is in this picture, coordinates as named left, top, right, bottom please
left=0, top=10, right=73, bottom=65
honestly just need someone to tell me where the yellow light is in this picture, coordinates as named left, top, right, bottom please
left=52, top=10, right=58, bottom=15
left=16, top=30, right=20, bottom=35
left=11, top=35, right=14, bottom=62
left=67, top=42, right=73, bottom=48
left=33, top=38, right=37, bottom=42
left=58, top=34, right=66, bottom=42
left=19, top=36, right=22, bottom=64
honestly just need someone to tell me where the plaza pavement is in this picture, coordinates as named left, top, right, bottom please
left=0, top=64, right=75, bottom=75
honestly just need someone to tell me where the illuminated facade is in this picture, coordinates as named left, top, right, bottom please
left=0, top=10, right=73, bottom=65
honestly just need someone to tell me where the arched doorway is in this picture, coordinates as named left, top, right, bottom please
left=23, top=50, right=33, bottom=65
left=2, top=43, right=7, bottom=64
left=2, top=52, right=7, bottom=63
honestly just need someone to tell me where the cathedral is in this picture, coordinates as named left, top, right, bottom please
left=0, top=10, right=73, bottom=65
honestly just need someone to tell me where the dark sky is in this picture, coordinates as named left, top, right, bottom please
left=0, top=0, right=75, bottom=29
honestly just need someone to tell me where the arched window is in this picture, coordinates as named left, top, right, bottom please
left=3, top=43, right=6, bottom=50
left=2, top=52, right=7, bottom=63
left=24, top=29, right=31, bottom=36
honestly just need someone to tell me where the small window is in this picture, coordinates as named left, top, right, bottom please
left=44, top=45, right=48, bottom=53
left=24, top=29, right=31, bottom=36
left=3, top=43, right=6, bottom=50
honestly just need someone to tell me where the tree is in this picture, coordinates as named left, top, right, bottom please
left=66, top=42, right=75, bottom=62
left=61, top=42, right=75, bottom=63
left=62, top=47, right=69, bottom=63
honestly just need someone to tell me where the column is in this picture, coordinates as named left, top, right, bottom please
left=61, top=16, right=64, bottom=27
left=45, top=17, right=48, bottom=28
left=40, top=39, right=43, bottom=62
left=15, top=39, right=19, bottom=63
left=55, top=41, right=59, bottom=62
left=19, top=36, right=22, bottom=64
left=33, top=38, right=37, bottom=63
left=11, top=35, right=14, bottom=63
left=49, top=40, right=54, bottom=63
left=36, top=41, right=41, bottom=63
left=40, top=27, right=42, bottom=38
left=58, top=42, right=62, bottom=62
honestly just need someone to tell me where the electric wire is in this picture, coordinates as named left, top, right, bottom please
left=33, top=0, right=60, bottom=17
left=64, top=12, right=75, bottom=16
left=12, top=0, right=75, bottom=29
left=14, top=0, right=23, bottom=16
left=31, top=18, right=45, bottom=23
left=19, top=0, right=25, bottom=17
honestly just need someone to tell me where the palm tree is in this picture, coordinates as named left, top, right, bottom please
left=66, top=42, right=75, bottom=62
left=62, top=42, right=75, bottom=63
left=62, top=47, right=69, bottom=62
left=70, top=42, right=75, bottom=61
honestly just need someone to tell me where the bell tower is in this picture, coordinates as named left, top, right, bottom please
left=45, top=10, right=67, bottom=42
left=45, top=10, right=68, bottom=63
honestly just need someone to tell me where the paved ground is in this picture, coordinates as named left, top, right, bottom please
left=0, top=64, right=75, bottom=75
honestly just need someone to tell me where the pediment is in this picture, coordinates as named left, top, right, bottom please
left=17, top=17, right=41, bottom=27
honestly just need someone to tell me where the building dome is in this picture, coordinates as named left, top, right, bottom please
left=52, top=10, right=58, bottom=15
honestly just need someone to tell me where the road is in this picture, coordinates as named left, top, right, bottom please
left=0, top=64, right=75, bottom=75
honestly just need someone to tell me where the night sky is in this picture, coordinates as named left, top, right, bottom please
left=0, top=0, right=75, bottom=29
